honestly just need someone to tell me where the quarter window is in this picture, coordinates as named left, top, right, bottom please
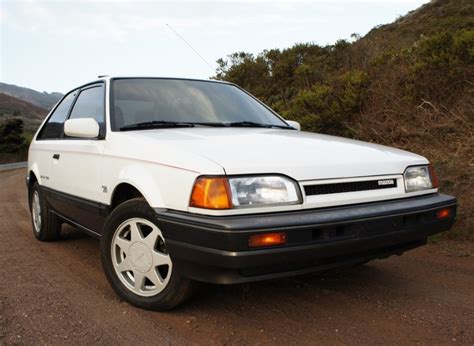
left=37, top=91, right=76, bottom=139
left=69, top=85, right=105, bottom=126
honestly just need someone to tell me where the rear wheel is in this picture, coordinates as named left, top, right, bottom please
left=101, top=198, right=194, bottom=311
left=30, top=182, right=61, bottom=241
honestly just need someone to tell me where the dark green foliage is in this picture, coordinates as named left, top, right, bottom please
left=288, top=70, right=368, bottom=136
left=0, top=118, right=27, bottom=153
left=406, top=29, right=474, bottom=103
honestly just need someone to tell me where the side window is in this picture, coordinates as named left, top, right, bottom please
left=69, top=85, right=105, bottom=126
left=37, top=91, right=76, bottom=140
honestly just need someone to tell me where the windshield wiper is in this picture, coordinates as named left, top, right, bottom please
left=120, top=120, right=294, bottom=131
left=225, top=121, right=293, bottom=129
left=120, top=121, right=195, bottom=131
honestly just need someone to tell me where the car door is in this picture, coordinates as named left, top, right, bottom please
left=34, top=90, right=78, bottom=190
left=49, top=83, right=107, bottom=233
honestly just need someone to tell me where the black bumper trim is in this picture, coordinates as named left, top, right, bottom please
left=155, top=193, right=455, bottom=233
left=166, top=218, right=451, bottom=269
left=171, top=240, right=425, bottom=284
left=153, top=193, right=456, bottom=284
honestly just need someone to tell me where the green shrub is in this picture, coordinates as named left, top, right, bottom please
left=0, top=118, right=27, bottom=153
left=286, top=70, right=368, bottom=136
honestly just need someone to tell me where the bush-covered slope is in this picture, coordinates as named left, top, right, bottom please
left=0, top=93, right=47, bottom=163
left=0, top=92, right=46, bottom=134
left=215, top=0, right=473, bottom=239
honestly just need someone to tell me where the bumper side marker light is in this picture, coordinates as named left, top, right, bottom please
left=249, top=232, right=287, bottom=248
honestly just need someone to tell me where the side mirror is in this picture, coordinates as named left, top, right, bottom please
left=286, top=120, right=301, bottom=131
left=64, top=118, right=100, bottom=138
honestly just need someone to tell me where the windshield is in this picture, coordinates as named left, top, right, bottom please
left=110, top=78, right=289, bottom=130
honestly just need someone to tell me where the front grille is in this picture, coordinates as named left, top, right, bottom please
left=304, top=179, right=398, bottom=196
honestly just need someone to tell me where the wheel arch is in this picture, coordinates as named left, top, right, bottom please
left=107, top=162, right=169, bottom=210
left=28, top=163, right=41, bottom=185
left=28, top=170, right=38, bottom=185
left=110, top=182, right=146, bottom=210
left=27, top=169, right=39, bottom=208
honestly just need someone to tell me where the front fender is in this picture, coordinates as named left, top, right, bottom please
left=106, top=161, right=202, bottom=211
left=114, top=164, right=165, bottom=207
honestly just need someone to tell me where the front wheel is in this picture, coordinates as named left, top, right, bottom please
left=100, top=198, right=194, bottom=311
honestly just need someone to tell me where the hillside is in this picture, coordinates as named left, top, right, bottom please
left=0, top=93, right=46, bottom=157
left=361, top=0, right=474, bottom=51
left=0, top=82, right=62, bottom=110
left=215, top=0, right=473, bottom=239
left=0, top=93, right=48, bottom=120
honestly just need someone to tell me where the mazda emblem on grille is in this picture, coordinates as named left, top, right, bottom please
left=378, top=179, right=395, bottom=186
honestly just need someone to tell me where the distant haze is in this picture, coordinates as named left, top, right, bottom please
left=0, top=82, right=62, bottom=109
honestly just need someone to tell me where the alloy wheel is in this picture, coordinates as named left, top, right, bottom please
left=111, top=218, right=172, bottom=297
left=32, top=191, right=42, bottom=234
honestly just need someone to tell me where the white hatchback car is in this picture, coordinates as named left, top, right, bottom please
left=27, top=76, right=456, bottom=310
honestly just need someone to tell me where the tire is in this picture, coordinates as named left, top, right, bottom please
left=100, top=198, right=194, bottom=311
left=30, top=182, right=61, bottom=241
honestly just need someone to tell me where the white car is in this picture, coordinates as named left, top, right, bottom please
left=27, top=76, right=456, bottom=310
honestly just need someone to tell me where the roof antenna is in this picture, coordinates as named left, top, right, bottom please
left=166, top=24, right=215, bottom=72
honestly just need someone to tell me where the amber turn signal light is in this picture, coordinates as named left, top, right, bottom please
left=436, top=208, right=452, bottom=219
left=190, top=177, right=232, bottom=209
left=429, top=164, right=439, bottom=188
left=249, top=232, right=287, bottom=248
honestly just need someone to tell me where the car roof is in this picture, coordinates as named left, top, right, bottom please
left=96, top=76, right=231, bottom=85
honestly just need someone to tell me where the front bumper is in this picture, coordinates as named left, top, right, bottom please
left=154, top=193, right=456, bottom=284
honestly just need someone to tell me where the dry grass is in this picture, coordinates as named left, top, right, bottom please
left=351, top=91, right=474, bottom=240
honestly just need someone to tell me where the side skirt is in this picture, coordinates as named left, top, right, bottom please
left=40, top=186, right=109, bottom=236
left=51, top=210, right=102, bottom=239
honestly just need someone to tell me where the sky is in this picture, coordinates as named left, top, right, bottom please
left=1, top=0, right=429, bottom=93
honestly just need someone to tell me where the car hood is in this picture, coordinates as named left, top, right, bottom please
left=117, top=128, right=428, bottom=181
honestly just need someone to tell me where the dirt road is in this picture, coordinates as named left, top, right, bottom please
left=1, top=169, right=473, bottom=345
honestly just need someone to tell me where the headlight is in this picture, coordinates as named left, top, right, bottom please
left=404, top=165, right=438, bottom=192
left=189, top=175, right=302, bottom=209
left=228, top=176, right=302, bottom=208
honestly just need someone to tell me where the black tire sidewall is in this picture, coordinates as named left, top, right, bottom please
left=30, top=182, right=55, bottom=241
left=100, top=198, right=192, bottom=311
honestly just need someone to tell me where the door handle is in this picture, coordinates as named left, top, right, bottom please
left=52, top=154, right=60, bottom=160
